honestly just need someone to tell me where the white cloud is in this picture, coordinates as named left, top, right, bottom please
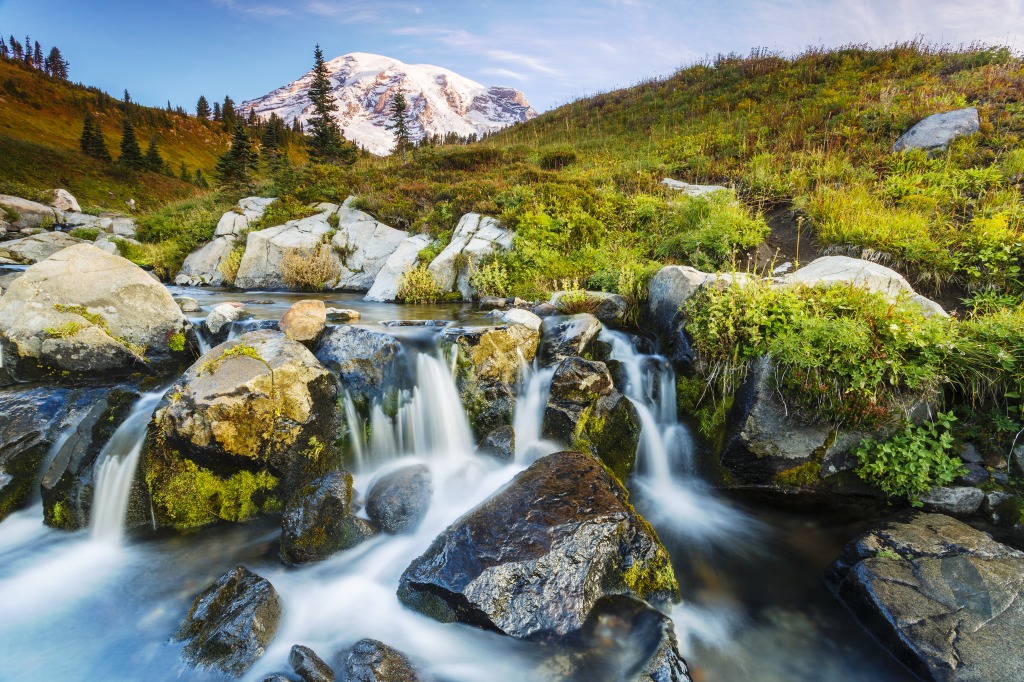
left=212, top=0, right=290, bottom=17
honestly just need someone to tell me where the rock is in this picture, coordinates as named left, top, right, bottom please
left=280, top=471, right=374, bottom=565
left=532, top=302, right=559, bottom=317
left=325, top=307, right=360, bottom=322
left=919, top=486, right=985, bottom=516
left=397, top=451, right=679, bottom=640
left=364, top=234, right=433, bottom=302
left=315, top=326, right=409, bottom=408
left=366, top=464, right=432, bottom=535
left=960, top=443, right=983, bottom=465
left=0, top=244, right=192, bottom=379
left=289, top=645, right=335, bottom=682
left=541, top=357, right=640, bottom=480
left=1010, top=445, right=1024, bottom=478
left=0, top=231, right=84, bottom=264
left=893, top=107, right=980, bottom=153
left=0, top=194, right=58, bottom=228
left=175, top=296, right=202, bottom=313
left=40, top=388, right=139, bottom=530
left=497, top=307, right=542, bottom=332
left=261, top=675, right=293, bottom=682
left=785, top=256, right=945, bottom=316
left=646, top=266, right=713, bottom=335
left=955, top=462, right=989, bottom=487
left=176, top=566, right=282, bottom=676
left=144, top=330, right=338, bottom=529
left=178, top=236, right=238, bottom=286
left=92, top=235, right=120, bottom=256
left=109, top=218, right=136, bottom=238
left=660, top=178, right=728, bottom=196
left=280, top=299, right=327, bottom=345
left=344, top=639, right=422, bottom=682
left=234, top=210, right=337, bottom=290
left=205, top=302, right=247, bottom=340
left=331, top=205, right=409, bottom=290
left=49, top=189, right=80, bottom=213
left=478, top=425, right=515, bottom=462
left=550, top=291, right=629, bottom=326
left=427, top=213, right=513, bottom=300
left=825, top=512, right=1024, bottom=681
left=538, top=314, right=603, bottom=366
left=478, top=295, right=507, bottom=310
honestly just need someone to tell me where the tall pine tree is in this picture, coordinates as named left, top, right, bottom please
left=215, top=122, right=259, bottom=190
left=212, top=101, right=221, bottom=122
left=44, top=46, right=68, bottom=79
left=306, top=45, right=355, bottom=165
left=143, top=134, right=164, bottom=172
left=0, top=36, right=8, bottom=60
left=33, top=41, right=42, bottom=68
left=385, top=92, right=412, bottom=163
left=119, top=116, right=144, bottom=169
left=10, top=36, right=22, bottom=61
left=196, top=95, right=211, bottom=120
left=80, top=111, right=111, bottom=161
left=221, top=96, right=236, bottom=132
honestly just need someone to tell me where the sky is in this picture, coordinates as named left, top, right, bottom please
left=0, top=0, right=1022, bottom=113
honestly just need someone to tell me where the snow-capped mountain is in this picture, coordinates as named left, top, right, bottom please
left=241, top=52, right=537, bottom=155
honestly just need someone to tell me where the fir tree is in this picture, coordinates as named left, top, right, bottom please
left=23, top=35, right=31, bottom=65
left=194, top=169, right=209, bottom=188
left=179, top=161, right=190, bottom=182
left=80, top=111, right=111, bottom=161
left=212, top=101, right=221, bottom=122
left=221, top=95, right=236, bottom=132
left=215, top=122, right=259, bottom=189
left=44, top=46, right=68, bottom=79
left=80, top=112, right=95, bottom=155
left=118, top=116, right=144, bottom=169
left=0, top=36, right=8, bottom=60
left=33, top=41, right=42, bottom=69
left=196, top=95, right=211, bottom=120
left=306, top=45, right=355, bottom=165
left=9, top=36, right=21, bottom=61
left=385, top=92, right=412, bottom=163
left=143, top=134, right=164, bottom=172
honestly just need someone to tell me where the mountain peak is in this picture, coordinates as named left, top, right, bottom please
left=241, top=52, right=537, bottom=155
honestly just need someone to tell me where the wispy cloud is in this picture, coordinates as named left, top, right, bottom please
left=393, top=26, right=560, bottom=75
left=480, top=67, right=529, bottom=82
left=212, top=0, right=290, bottom=18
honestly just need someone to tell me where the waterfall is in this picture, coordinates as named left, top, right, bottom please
left=511, top=360, right=558, bottom=464
left=368, top=403, right=399, bottom=459
left=89, top=390, right=168, bottom=544
left=341, top=391, right=366, bottom=470
left=394, top=351, right=474, bottom=461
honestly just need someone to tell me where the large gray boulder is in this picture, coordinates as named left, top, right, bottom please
left=364, top=233, right=433, bottom=302
left=176, top=566, right=282, bottom=676
left=331, top=204, right=409, bottom=290
left=646, top=266, right=713, bottom=334
left=785, top=256, right=945, bottom=316
left=144, top=330, right=338, bottom=529
left=49, top=189, right=80, bottom=213
left=234, top=209, right=336, bottom=290
left=538, top=313, right=603, bottom=366
left=0, top=244, right=193, bottom=379
left=177, top=197, right=275, bottom=286
left=427, top=213, right=513, bottom=300
left=826, top=512, right=1024, bottom=681
left=0, top=194, right=58, bottom=228
left=397, top=451, right=679, bottom=640
left=893, top=108, right=980, bottom=154
left=366, top=464, right=432, bottom=534
left=0, top=231, right=84, bottom=264
left=314, top=325, right=409, bottom=408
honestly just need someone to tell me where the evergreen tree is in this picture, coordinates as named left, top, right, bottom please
left=196, top=95, right=211, bottom=120
left=212, top=101, right=221, bottom=122
left=194, top=169, right=209, bottom=189
left=306, top=44, right=355, bottom=165
left=246, top=107, right=257, bottom=127
left=80, top=111, right=95, bottom=155
left=44, top=46, right=68, bottom=79
left=0, top=36, right=9, bottom=60
left=9, top=36, right=21, bottom=61
left=23, top=35, right=31, bottom=65
left=179, top=161, right=190, bottom=182
left=221, top=95, right=236, bottom=132
left=385, top=92, right=412, bottom=163
left=33, top=41, right=42, bottom=68
left=79, top=111, right=111, bottom=161
left=215, top=122, right=259, bottom=189
left=118, top=116, right=144, bottom=169
left=143, top=134, right=164, bottom=172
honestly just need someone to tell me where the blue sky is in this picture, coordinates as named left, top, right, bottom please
left=0, top=0, right=1021, bottom=112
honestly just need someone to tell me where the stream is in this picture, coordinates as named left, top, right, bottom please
left=0, top=287, right=914, bottom=681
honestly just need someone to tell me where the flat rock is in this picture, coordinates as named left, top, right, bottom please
left=919, top=486, right=985, bottom=516
left=893, top=107, right=980, bottom=153
left=0, top=231, right=84, bottom=264
left=660, top=178, right=728, bottom=196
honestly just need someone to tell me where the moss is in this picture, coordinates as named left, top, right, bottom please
left=53, top=303, right=107, bottom=331
left=200, top=341, right=265, bottom=376
left=774, top=460, right=822, bottom=488
left=875, top=549, right=906, bottom=561
left=168, top=331, right=186, bottom=353
left=46, top=499, right=71, bottom=529
left=42, top=321, right=85, bottom=338
left=622, top=551, right=680, bottom=603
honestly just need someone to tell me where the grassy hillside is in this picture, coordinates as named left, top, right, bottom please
left=0, top=56, right=228, bottom=211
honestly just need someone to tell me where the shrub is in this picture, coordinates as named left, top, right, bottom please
left=555, top=287, right=600, bottom=315
left=469, top=257, right=510, bottom=298
left=656, top=192, right=769, bottom=271
left=396, top=262, right=442, bottom=303
left=69, top=227, right=100, bottom=241
left=537, top=147, right=577, bottom=170
left=281, top=244, right=340, bottom=291
left=218, top=246, right=245, bottom=285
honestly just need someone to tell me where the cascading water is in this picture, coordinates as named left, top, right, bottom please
left=89, top=390, right=168, bottom=544
left=393, top=350, right=475, bottom=461
left=511, top=360, right=558, bottom=463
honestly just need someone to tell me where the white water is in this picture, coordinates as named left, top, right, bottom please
left=89, top=390, right=168, bottom=544
left=512, top=360, right=558, bottom=464
left=341, top=391, right=367, bottom=470
left=394, top=350, right=475, bottom=461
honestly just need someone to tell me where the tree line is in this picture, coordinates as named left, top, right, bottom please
left=0, top=31, right=68, bottom=80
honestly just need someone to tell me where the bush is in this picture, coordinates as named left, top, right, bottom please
left=469, top=257, right=510, bottom=298
left=281, top=244, right=340, bottom=291
left=218, top=246, right=244, bottom=285
left=69, top=227, right=100, bottom=241
left=656, top=192, right=769, bottom=271
left=537, top=147, right=577, bottom=170
left=396, top=262, right=442, bottom=303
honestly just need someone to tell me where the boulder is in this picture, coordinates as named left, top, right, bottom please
left=550, top=291, right=629, bottom=326
left=144, top=330, right=338, bottom=529
left=344, top=639, right=422, bottom=682
left=826, top=512, right=1024, bottom=681
left=314, top=326, right=409, bottom=408
left=919, top=486, right=985, bottom=517
left=366, top=464, right=432, bottom=535
left=0, top=194, right=58, bottom=228
left=397, top=451, right=679, bottom=640
left=177, top=236, right=238, bottom=286
left=280, top=471, right=375, bottom=565
left=331, top=205, right=409, bottom=290
left=660, top=178, right=728, bottom=196
left=176, top=566, right=283, bottom=676
left=893, top=107, right=980, bottom=153
left=538, top=314, right=603, bottom=366
left=0, top=244, right=193, bottom=379
left=0, top=231, right=84, bottom=264
left=280, top=299, right=327, bottom=345
left=478, top=425, right=515, bottom=463
left=646, top=266, right=713, bottom=335
left=364, top=234, right=433, bottom=302
left=289, top=645, right=335, bottom=682
left=427, top=213, right=513, bottom=300
left=205, top=302, right=247, bottom=341
left=325, top=307, right=360, bottom=322
left=175, top=296, right=202, bottom=313
left=49, top=189, right=81, bottom=213
left=234, top=210, right=336, bottom=290
left=109, top=218, right=136, bottom=238
left=541, top=357, right=640, bottom=480
left=496, top=307, right=542, bottom=332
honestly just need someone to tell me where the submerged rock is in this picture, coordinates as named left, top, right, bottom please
left=397, top=451, right=679, bottom=640
left=280, top=470, right=375, bottom=565
left=344, top=638, right=422, bottom=682
left=176, top=566, right=283, bottom=676
left=826, top=512, right=1024, bottom=681
left=289, top=644, right=335, bottom=682
left=892, top=107, right=980, bottom=153
left=538, top=314, right=602, bottom=366
left=478, top=425, right=515, bottom=463
left=366, top=464, right=432, bottom=535
left=144, top=330, right=338, bottom=529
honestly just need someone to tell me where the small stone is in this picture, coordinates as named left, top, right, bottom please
left=959, top=442, right=983, bottom=464
left=289, top=644, right=334, bottom=682
left=344, top=639, right=421, bottom=682
left=325, top=307, right=360, bottom=322
left=531, top=302, right=559, bottom=317
left=955, top=462, right=989, bottom=487
left=205, top=302, right=247, bottom=336
left=280, top=299, right=327, bottom=345
left=175, top=296, right=201, bottom=313
left=918, top=486, right=984, bottom=516
left=366, top=464, right=432, bottom=535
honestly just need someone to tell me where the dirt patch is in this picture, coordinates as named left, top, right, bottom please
left=739, top=203, right=823, bottom=273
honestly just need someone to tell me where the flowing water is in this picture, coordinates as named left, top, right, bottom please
left=0, top=290, right=913, bottom=681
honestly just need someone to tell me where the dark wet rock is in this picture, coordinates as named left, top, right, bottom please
left=344, top=638, right=422, bottom=682
left=315, top=325, right=408, bottom=408
left=539, top=314, right=602, bottom=366
left=379, top=319, right=448, bottom=327
left=478, top=425, right=515, bottom=463
left=542, top=595, right=691, bottom=682
left=40, top=387, right=138, bottom=530
left=262, top=675, right=294, bottom=682
left=176, top=566, right=283, bottom=676
left=954, top=463, right=989, bottom=488
left=366, top=464, right=432, bottom=535
left=289, top=644, right=335, bottom=682
left=478, top=295, right=507, bottom=310
left=825, top=512, right=1024, bottom=682
left=541, top=357, right=640, bottom=480
left=280, top=471, right=375, bottom=565
left=144, top=330, right=338, bottom=530
left=918, top=486, right=984, bottom=517
left=959, top=443, right=983, bottom=465
left=532, top=302, right=559, bottom=317
left=397, top=451, right=679, bottom=640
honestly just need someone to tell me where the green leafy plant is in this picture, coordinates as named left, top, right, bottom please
left=396, top=262, right=442, bottom=303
